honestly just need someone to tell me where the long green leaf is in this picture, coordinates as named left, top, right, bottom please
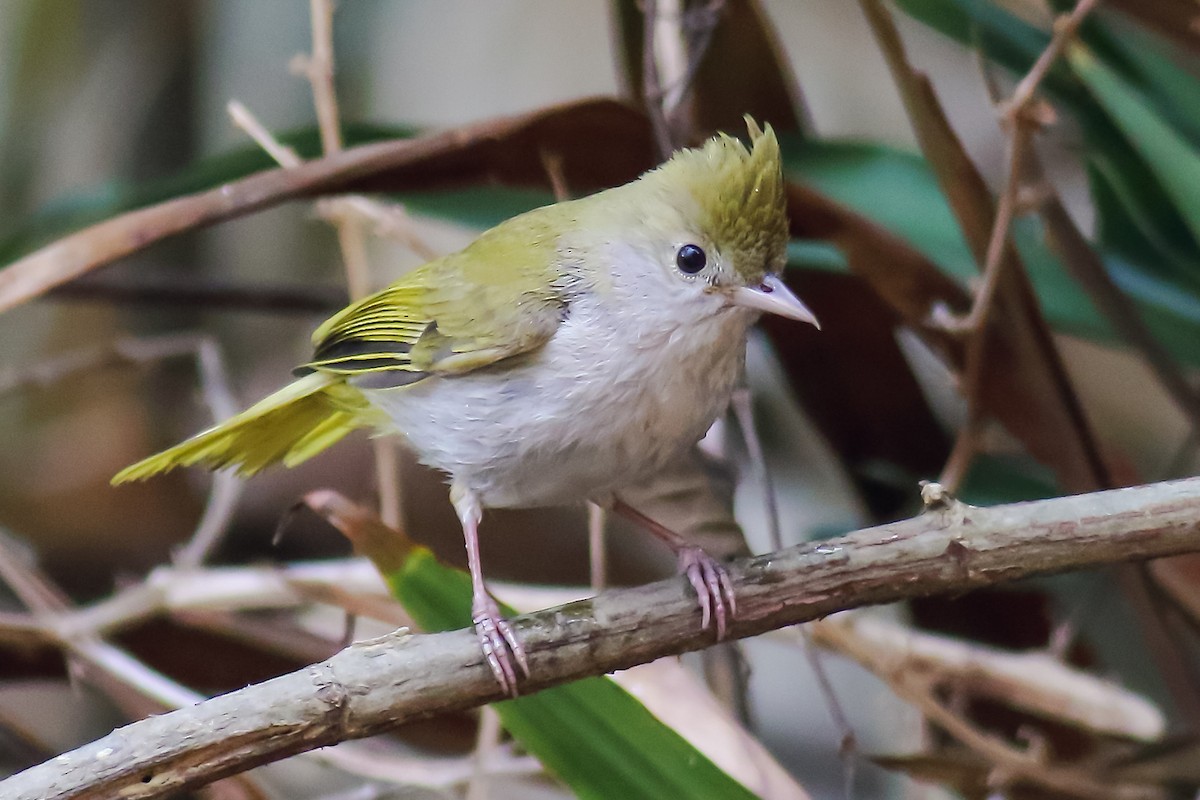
left=1068, top=45, right=1200, bottom=249
left=386, top=548, right=760, bottom=800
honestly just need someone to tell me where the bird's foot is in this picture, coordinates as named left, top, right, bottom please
left=677, top=546, right=736, bottom=640
left=472, top=594, right=529, bottom=697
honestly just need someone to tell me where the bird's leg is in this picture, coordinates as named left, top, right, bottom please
left=611, top=497, right=736, bottom=639
left=451, top=483, right=529, bottom=696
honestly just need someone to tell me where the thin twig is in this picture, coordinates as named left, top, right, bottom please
left=588, top=503, right=607, bottom=592
left=173, top=336, right=242, bottom=568
left=935, top=1, right=1101, bottom=491
left=227, top=100, right=302, bottom=166
left=1004, top=0, right=1101, bottom=118
left=466, top=706, right=504, bottom=800
left=300, top=0, right=343, bottom=154
left=729, top=387, right=781, bottom=552
left=799, top=630, right=857, bottom=800
left=939, top=121, right=1034, bottom=491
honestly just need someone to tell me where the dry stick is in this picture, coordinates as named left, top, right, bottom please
left=588, top=503, right=608, bottom=592
left=971, top=6, right=1200, bottom=459
left=938, top=121, right=1034, bottom=492
left=1006, top=0, right=1101, bottom=115
left=0, top=532, right=202, bottom=713
left=800, top=614, right=1163, bottom=741
left=172, top=337, right=243, bottom=568
left=730, top=387, right=782, bottom=552
left=813, top=621, right=1134, bottom=800
left=302, top=0, right=343, bottom=155
left=466, top=706, right=503, bottom=800
left=798, top=631, right=856, bottom=800
left=297, top=0, right=402, bottom=530
left=8, top=477, right=1200, bottom=800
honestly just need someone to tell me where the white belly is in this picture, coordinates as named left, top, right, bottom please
left=361, top=295, right=753, bottom=509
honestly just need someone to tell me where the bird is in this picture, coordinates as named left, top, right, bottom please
left=113, top=119, right=819, bottom=695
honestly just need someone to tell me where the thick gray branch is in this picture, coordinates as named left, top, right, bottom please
left=7, top=478, right=1200, bottom=800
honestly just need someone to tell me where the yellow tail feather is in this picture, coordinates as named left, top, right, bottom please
left=113, top=373, right=370, bottom=483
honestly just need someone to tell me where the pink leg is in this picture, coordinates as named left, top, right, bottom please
left=453, top=484, right=529, bottom=696
left=612, top=497, right=736, bottom=639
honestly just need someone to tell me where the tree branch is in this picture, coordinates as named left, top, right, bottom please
left=8, top=477, right=1200, bottom=800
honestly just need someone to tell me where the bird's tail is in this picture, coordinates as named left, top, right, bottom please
left=112, top=372, right=376, bottom=483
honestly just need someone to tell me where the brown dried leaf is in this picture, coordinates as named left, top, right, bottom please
left=0, top=98, right=654, bottom=314
left=302, top=489, right=415, bottom=574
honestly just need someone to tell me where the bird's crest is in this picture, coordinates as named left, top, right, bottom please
left=653, top=117, right=789, bottom=283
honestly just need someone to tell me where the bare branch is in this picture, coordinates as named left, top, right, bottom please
left=805, top=614, right=1164, bottom=741
left=7, top=476, right=1200, bottom=800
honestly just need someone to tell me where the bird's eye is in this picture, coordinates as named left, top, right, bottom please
left=676, top=244, right=707, bottom=275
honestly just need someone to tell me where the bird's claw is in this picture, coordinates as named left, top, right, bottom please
left=678, top=546, right=736, bottom=640
left=472, top=595, right=529, bottom=697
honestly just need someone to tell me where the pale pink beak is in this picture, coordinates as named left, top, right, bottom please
left=728, top=274, right=820, bottom=329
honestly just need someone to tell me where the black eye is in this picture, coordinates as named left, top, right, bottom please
left=676, top=244, right=707, bottom=274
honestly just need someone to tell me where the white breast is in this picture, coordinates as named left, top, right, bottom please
left=362, top=268, right=755, bottom=509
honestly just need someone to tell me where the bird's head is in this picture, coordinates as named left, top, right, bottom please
left=599, top=118, right=819, bottom=328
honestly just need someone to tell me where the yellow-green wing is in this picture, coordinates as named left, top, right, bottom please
left=303, top=209, right=570, bottom=384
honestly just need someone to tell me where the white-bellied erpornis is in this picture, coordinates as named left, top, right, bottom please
left=114, top=119, right=819, bottom=695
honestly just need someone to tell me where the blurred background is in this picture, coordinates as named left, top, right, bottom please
left=2, top=1, right=1200, bottom=798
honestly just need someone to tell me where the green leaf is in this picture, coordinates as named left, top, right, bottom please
left=1049, top=0, right=1200, bottom=146
left=959, top=455, right=1057, bottom=506
left=386, top=548, right=760, bottom=800
left=1068, top=45, right=1200, bottom=250
left=401, top=186, right=554, bottom=230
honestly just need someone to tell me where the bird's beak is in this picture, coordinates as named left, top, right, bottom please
left=727, top=274, right=821, bottom=329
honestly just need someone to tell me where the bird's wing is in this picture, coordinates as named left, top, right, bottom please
left=301, top=218, right=568, bottom=385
